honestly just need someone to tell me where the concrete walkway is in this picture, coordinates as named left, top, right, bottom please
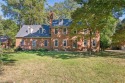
left=106, top=50, right=125, bottom=53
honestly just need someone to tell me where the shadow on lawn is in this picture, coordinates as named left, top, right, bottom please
left=24, top=51, right=125, bottom=59
left=0, top=54, right=17, bottom=66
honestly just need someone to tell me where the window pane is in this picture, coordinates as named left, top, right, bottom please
left=55, top=28, right=58, bottom=34
left=63, top=40, right=67, bottom=46
left=73, top=40, right=77, bottom=48
left=63, top=28, right=67, bottom=34
left=84, top=40, right=87, bottom=46
left=21, top=40, right=24, bottom=46
left=55, top=40, right=58, bottom=46
left=32, top=40, right=36, bottom=47
left=92, top=40, right=96, bottom=46
left=44, top=40, right=48, bottom=46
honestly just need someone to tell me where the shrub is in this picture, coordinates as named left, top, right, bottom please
left=15, top=46, right=23, bottom=52
left=38, top=48, right=48, bottom=52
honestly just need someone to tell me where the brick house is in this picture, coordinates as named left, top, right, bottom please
left=15, top=18, right=100, bottom=51
left=0, top=36, right=11, bottom=48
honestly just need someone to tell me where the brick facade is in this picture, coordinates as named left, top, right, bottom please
left=16, top=27, right=100, bottom=52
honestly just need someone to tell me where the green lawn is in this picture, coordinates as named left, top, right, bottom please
left=0, top=51, right=125, bottom=83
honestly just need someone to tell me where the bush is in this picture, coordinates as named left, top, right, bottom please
left=38, top=48, right=48, bottom=52
left=15, top=46, right=23, bottom=52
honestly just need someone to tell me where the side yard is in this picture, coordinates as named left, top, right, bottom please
left=0, top=51, right=125, bottom=83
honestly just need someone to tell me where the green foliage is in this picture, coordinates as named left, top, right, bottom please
left=71, top=0, right=124, bottom=53
left=1, top=0, right=46, bottom=25
left=100, top=17, right=117, bottom=50
left=0, top=16, right=4, bottom=36
left=1, top=19, right=19, bottom=45
left=15, top=46, right=23, bottom=52
left=112, top=19, right=125, bottom=45
left=46, top=0, right=78, bottom=19
left=38, top=48, right=49, bottom=51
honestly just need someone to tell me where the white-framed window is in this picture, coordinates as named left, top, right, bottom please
left=83, top=40, right=88, bottom=47
left=44, top=40, right=48, bottom=46
left=39, top=28, right=42, bottom=34
left=54, top=39, right=58, bottom=47
left=72, top=40, right=77, bottom=48
left=32, top=40, right=36, bottom=47
left=63, top=28, right=67, bottom=34
left=63, top=39, right=67, bottom=46
left=21, top=40, right=25, bottom=46
left=54, top=28, right=58, bottom=34
left=92, top=39, right=96, bottom=47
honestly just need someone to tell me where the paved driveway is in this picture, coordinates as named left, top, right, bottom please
left=106, top=50, right=125, bottom=53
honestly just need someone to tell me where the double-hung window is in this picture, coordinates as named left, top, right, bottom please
left=54, top=39, right=58, bottom=47
left=44, top=40, right=48, bottom=46
left=63, top=39, right=67, bottom=46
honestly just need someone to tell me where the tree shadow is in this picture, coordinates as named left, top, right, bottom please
left=23, top=50, right=125, bottom=59
left=95, top=51, right=125, bottom=59
left=0, top=54, right=16, bottom=67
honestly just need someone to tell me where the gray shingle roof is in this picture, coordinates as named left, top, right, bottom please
left=16, top=19, right=72, bottom=38
left=16, top=25, right=50, bottom=38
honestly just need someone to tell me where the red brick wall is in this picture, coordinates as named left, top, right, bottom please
left=16, top=28, right=100, bottom=51
left=50, top=27, right=100, bottom=51
left=16, top=37, right=51, bottom=50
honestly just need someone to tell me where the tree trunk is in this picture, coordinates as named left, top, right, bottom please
left=89, top=29, right=92, bottom=55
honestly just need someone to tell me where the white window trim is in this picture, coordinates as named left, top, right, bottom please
left=32, top=40, right=36, bottom=47
left=92, top=39, right=96, bottom=47
left=63, top=39, right=67, bottom=47
left=54, top=28, right=58, bottom=34
left=44, top=40, right=48, bottom=47
left=72, top=40, right=77, bottom=48
left=62, top=28, right=67, bottom=34
left=54, top=39, right=58, bottom=47
left=21, top=40, right=25, bottom=46
left=83, top=40, right=88, bottom=47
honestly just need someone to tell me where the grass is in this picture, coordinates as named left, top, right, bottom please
left=0, top=51, right=125, bottom=83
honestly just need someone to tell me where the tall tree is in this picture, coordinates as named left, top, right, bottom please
left=46, top=0, right=78, bottom=19
left=100, top=17, right=117, bottom=51
left=2, top=19, right=19, bottom=45
left=112, top=18, right=125, bottom=46
left=0, top=16, right=4, bottom=36
left=71, top=0, right=125, bottom=54
left=1, top=0, right=46, bottom=25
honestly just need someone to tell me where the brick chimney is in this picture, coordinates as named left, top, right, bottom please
left=49, top=11, right=53, bottom=27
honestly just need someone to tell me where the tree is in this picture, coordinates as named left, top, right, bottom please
left=0, top=16, right=4, bottom=36
left=100, top=17, right=117, bottom=51
left=2, top=19, right=19, bottom=46
left=46, top=0, right=78, bottom=19
left=1, top=0, right=46, bottom=26
left=71, top=0, right=125, bottom=54
left=112, top=18, right=125, bottom=46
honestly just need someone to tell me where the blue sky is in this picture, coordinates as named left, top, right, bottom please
left=0, top=0, right=64, bottom=17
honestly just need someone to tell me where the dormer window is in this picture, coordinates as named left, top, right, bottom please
left=39, top=27, right=46, bottom=34
left=39, top=28, right=42, bottom=34
left=59, top=19, right=63, bottom=26
left=28, top=26, right=33, bottom=34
